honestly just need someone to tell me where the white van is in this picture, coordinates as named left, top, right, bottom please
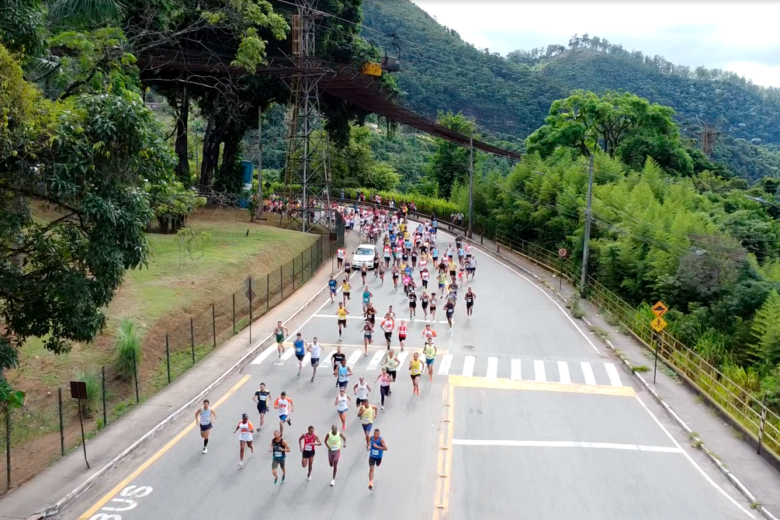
left=351, top=244, right=377, bottom=269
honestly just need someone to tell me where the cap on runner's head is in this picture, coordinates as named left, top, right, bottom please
left=242, top=413, right=248, bottom=419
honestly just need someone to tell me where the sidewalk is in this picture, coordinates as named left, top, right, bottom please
left=466, top=234, right=780, bottom=518
left=0, top=233, right=360, bottom=520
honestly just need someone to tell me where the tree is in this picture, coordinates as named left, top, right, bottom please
left=525, top=90, right=694, bottom=175
left=330, top=125, right=401, bottom=191
left=427, top=112, right=476, bottom=198
left=751, top=290, right=780, bottom=367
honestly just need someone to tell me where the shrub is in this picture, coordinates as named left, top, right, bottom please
left=74, top=367, right=101, bottom=418
left=115, top=318, right=143, bottom=381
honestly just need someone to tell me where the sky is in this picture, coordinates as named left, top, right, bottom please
left=410, top=1, right=780, bottom=88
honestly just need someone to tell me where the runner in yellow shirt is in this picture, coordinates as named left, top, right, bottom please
left=409, top=352, right=423, bottom=395
left=342, top=279, right=351, bottom=306
left=423, top=338, right=438, bottom=382
left=337, top=302, right=349, bottom=341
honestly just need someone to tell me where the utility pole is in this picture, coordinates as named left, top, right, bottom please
left=255, top=106, right=265, bottom=220
left=580, top=153, right=595, bottom=297
left=467, top=137, right=474, bottom=238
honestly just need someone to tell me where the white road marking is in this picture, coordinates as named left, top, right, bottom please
left=313, top=314, right=450, bottom=324
left=534, top=360, right=546, bottom=382
left=557, top=361, right=571, bottom=384
left=581, top=361, right=597, bottom=385
left=301, top=352, right=311, bottom=366
left=451, top=439, right=683, bottom=453
left=605, top=362, right=622, bottom=387
left=322, top=350, right=335, bottom=366
left=251, top=346, right=276, bottom=365
left=486, top=357, right=498, bottom=379
left=274, top=348, right=295, bottom=366
left=462, top=355, right=475, bottom=377
left=438, top=354, right=453, bottom=375
left=396, top=351, right=409, bottom=367
left=346, top=350, right=362, bottom=368
left=633, top=394, right=755, bottom=518
left=511, top=359, right=522, bottom=380
left=367, top=350, right=384, bottom=371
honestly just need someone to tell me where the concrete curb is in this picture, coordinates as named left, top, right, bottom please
left=40, top=264, right=341, bottom=519
left=460, top=237, right=779, bottom=520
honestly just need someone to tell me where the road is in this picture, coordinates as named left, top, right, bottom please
left=63, top=226, right=756, bottom=520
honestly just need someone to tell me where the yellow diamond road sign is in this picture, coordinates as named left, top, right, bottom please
left=652, top=301, right=668, bottom=318
left=650, top=317, right=667, bottom=333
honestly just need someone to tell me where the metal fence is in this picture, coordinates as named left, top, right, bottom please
left=491, top=231, right=780, bottom=464
left=0, top=227, right=343, bottom=492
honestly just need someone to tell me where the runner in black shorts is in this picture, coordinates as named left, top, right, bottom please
left=407, top=289, right=417, bottom=320
left=253, top=383, right=271, bottom=432
left=299, top=425, right=321, bottom=481
left=464, top=287, right=476, bottom=317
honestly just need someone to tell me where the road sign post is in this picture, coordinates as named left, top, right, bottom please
left=70, top=381, right=90, bottom=469
left=650, top=301, right=669, bottom=384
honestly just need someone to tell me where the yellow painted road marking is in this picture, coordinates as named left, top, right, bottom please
left=447, top=374, right=635, bottom=397
left=433, top=383, right=455, bottom=520
left=78, top=374, right=252, bottom=520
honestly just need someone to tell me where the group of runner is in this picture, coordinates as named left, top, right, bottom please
left=194, top=208, right=480, bottom=491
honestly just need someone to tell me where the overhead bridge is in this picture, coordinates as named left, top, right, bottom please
left=136, top=50, right=523, bottom=160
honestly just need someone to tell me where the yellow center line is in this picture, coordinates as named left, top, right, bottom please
left=78, top=374, right=252, bottom=520
left=447, top=374, right=636, bottom=397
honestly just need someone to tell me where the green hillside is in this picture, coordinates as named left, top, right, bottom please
left=361, top=0, right=780, bottom=181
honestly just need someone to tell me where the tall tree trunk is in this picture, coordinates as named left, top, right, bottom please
left=200, top=115, right=218, bottom=188
left=174, top=83, right=190, bottom=183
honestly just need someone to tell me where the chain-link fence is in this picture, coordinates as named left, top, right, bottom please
left=0, top=223, right=344, bottom=493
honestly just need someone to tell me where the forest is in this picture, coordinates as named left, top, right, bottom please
left=360, top=0, right=780, bottom=183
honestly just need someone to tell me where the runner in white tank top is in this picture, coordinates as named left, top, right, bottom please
left=353, top=376, right=371, bottom=414
left=334, top=388, right=351, bottom=430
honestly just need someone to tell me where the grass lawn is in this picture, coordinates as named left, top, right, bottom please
left=6, top=208, right=318, bottom=454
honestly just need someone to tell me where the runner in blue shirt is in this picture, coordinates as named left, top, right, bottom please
left=293, top=333, right=308, bottom=377
left=328, top=276, right=338, bottom=303
left=368, top=429, right=387, bottom=490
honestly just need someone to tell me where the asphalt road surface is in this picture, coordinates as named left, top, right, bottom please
left=64, top=226, right=757, bottom=520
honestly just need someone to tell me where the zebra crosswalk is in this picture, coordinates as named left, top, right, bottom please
left=251, top=346, right=626, bottom=388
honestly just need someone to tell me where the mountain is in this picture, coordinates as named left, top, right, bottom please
left=360, top=0, right=780, bottom=181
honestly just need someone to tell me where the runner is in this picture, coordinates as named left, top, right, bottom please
left=344, top=259, right=352, bottom=278
left=397, top=319, right=409, bottom=351
left=331, top=345, right=346, bottom=374
left=380, top=314, right=395, bottom=348
left=362, top=286, right=373, bottom=315
left=273, top=391, right=294, bottom=435
left=465, top=287, right=476, bottom=317
left=298, top=426, right=322, bottom=480
left=391, top=264, right=400, bottom=291
left=270, top=430, right=290, bottom=484
left=354, top=376, right=371, bottom=413
left=421, top=323, right=438, bottom=341
left=195, top=399, right=216, bottom=454
left=383, top=349, right=400, bottom=384
left=368, top=429, right=387, bottom=490
left=375, top=367, right=393, bottom=410
left=274, top=321, right=289, bottom=358
left=334, top=357, right=353, bottom=390
left=366, top=302, right=377, bottom=329
left=423, top=338, right=438, bottom=382
left=293, top=333, right=308, bottom=377
left=360, top=263, right=368, bottom=285
left=409, top=352, right=423, bottom=395
left=437, top=270, right=447, bottom=297
left=325, top=425, right=347, bottom=486
left=328, top=276, right=338, bottom=303
left=430, top=293, right=438, bottom=322
left=448, top=258, right=458, bottom=284
left=467, top=255, right=477, bottom=280
left=337, top=247, right=345, bottom=270
left=233, top=413, right=255, bottom=467
left=362, top=319, right=374, bottom=356
left=342, top=278, right=351, bottom=305
left=334, top=387, right=351, bottom=430
left=307, top=337, right=321, bottom=382
left=336, top=302, right=348, bottom=341
left=357, top=400, right=379, bottom=450
left=444, top=298, right=455, bottom=329
left=421, top=268, right=430, bottom=290
left=253, top=383, right=271, bottom=432
left=420, top=290, right=430, bottom=320
left=378, top=261, right=386, bottom=285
